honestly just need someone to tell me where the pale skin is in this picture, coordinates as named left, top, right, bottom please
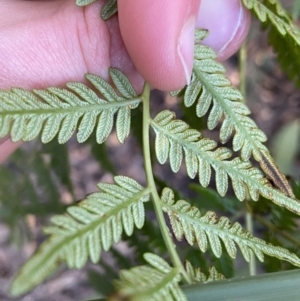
left=0, top=0, right=251, bottom=162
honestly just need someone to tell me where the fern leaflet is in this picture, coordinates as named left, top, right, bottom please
left=101, top=0, right=118, bottom=20
left=113, top=253, right=187, bottom=301
left=179, top=29, right=294, bottom=198
left=0, top=68, right=140, bottom=144
left=10, top=176, right=150, bottom=297
left=188, top=30, right=263, bottom=160
left=161, top=188, right=300, bottom=267
left=76, top=0, right=118, bottom=20
left=185, top=261, right=225, bottom=283
left=151, top=110, right=300, bottom=214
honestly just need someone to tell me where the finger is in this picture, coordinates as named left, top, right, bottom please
left=0, top=0, right=112, bottom=90
left=0, top=0, right=111, bottom=162
left=0, top=0, right=65, bottom=28
left=0, top=0, right=143, bottom=91
left=118, top=0, right=201, bottom=91
left=196, top=0, right=251, bottom=61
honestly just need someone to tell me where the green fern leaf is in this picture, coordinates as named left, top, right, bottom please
left=182, top=29, right=295, bottom=198
left=116, top=107, right=131, bottom=143
left=185, top=261, right=225, bottom=283
left=109, top=68, right=138, bottom=99
left=151, top=110, right=300, bottom=215
left=190, top=34, right=267, bottom=161
left=101, top=0, right=118, bottom=20
left=0, top=69, right=141, bottom=144
left=10, top=176, right=150, bottom=297
left=113, top=253, right=187, bottom=301
left=195, top=28, right=210, bottom=43
left=161, top=188, right=300, bottom=267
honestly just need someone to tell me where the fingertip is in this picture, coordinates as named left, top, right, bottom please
left=196, top=0, right=251, bottom=61
left=118, top=0, right=201, bottom=91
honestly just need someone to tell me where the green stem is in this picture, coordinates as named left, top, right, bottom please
left=239, top=42, right=247, bottom=99
left=239, top=41, right=256, bottom=276
left=245, top=201, right=256, bottom=275
left=141, top=83, right=191, bottom=285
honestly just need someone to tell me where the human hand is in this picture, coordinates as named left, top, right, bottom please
left=0, top=0, right=251, bottom=162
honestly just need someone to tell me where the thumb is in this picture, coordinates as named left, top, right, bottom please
left=118, top=0, right=201, bottom=91
left=196, top=0, right=251, bottom=61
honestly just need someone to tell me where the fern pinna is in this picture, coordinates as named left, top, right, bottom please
left=0, top=69, right=140, bottom=144
left=11, top=176, right=150, bottom=296
left=1, top=0, right=300, bottom=300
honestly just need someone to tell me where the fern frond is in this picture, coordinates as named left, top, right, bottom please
left=101, top=0, right=118, bottom=20
left=243, top=0, right=300, bottom=86
left=182, top=29, right=294, bottom=198
left=0, top=68, right=140, bottom=144
left=161, top=188, right=300, bottom=267
left=10, top=176, right=150, bottom=297
left=112, top=253, right=187, bottom=301
left=151, top=110, right=300, bottom=214
left=190, top=30, right=266, bottom=161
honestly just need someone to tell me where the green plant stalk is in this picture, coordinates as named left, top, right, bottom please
left=245, top=203, right=256, bottom=275
left=141, top=82, right=191, bottom=285
left=239, top=42, right=247, bottom=98
left=239, top=41, right=257, bottom=276
left=183, top=269, right=300, bottom=301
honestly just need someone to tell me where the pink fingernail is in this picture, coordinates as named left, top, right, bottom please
left=178, top=17, right=196, bottom=86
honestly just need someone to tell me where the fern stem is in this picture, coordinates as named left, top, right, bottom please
left=0, top=98, right=140, bottom=117
left=239, top=42, right=247, bottom=100
left=245, top=203, right=256, bottom=275
left=141, top=83, right=191, bottom=285
left=239, top=41, right=256, bottom=276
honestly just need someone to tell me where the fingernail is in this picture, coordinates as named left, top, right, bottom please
left=178, top=17, right=196, bottom=86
